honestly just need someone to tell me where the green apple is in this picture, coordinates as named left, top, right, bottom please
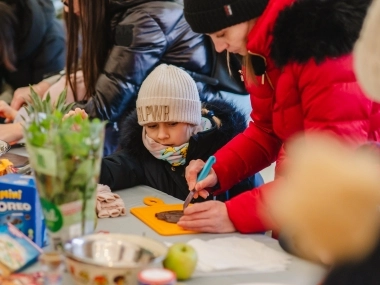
left=162, top=242, right=198, bottom=280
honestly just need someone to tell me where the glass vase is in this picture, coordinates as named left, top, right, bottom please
left=25, top=118, right=105, bottom=251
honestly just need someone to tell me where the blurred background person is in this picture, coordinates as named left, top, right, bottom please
left=270, top=134, right=380, bottom=284
left=2, top=0, right=247, bottom=154
left=61, top=0, right=245, bottom=155
left=0, top=0, right=66, bottom=116
left=0, top=70, right=86, bottom=144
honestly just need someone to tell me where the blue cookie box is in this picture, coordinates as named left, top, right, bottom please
left=0, top=174, right=46, bottom=247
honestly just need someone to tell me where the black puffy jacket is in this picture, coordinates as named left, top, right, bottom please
left=82, top=0, right=216, bottom=123
left=100, top=99, right=261, bottom=202
left=0, top=0, right=66, bottom=90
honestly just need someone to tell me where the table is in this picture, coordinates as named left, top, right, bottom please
left=7, top=146, right=27, bottom=157
left=10, top=147, right=326, bottom=284
left=24, top=184, right=326, bottom=285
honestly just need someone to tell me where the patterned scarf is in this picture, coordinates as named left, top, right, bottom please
left=142, top=118, right=212, bottom=166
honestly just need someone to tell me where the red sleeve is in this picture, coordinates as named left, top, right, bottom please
left=225, top=180, right=279, bottom=233
left=213, top=120, right=282, bottom=193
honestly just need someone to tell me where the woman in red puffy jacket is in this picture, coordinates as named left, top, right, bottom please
left=178, top=0, right=380, bottom=234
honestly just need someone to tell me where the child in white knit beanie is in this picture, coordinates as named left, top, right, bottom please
left=136, top=64, right=207, bottom=167
left=100, top=63, right=262, bottom=202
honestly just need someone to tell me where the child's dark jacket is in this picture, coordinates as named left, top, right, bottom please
left=100, top=98, right=257, bottom=201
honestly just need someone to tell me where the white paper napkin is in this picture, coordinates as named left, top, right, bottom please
left=187, top=237, right=291, bottom=273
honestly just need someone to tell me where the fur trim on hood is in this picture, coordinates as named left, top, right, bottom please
left=118, top=98, right=247, bottom=158
left=270, top=0, right=372, bottom=67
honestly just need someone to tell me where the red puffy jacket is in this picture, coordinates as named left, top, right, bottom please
left=212, top=0, right=380, bottom=233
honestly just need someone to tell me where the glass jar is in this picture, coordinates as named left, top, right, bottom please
left=39, top=251, right=65, bottom=285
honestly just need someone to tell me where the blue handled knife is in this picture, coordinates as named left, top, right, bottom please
left=183, top=156, right=216, bottom=210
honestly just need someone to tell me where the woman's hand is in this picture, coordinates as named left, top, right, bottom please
left=0, top=123, right=23, bottom=143
left=63, top=108, right=88, bottom=120
left=177, top=200, right=236, bottom=233
left=0, top=101, right=17, bottom=123
left=63, top=108, right=89, bottom=131
left=185, top=159, right=219, bottom=199
left=11, top=81, right=51, bottom=110
left=11, top=86, right=31, bottom=110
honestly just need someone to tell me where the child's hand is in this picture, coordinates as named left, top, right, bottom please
left=63, top=108, right=88, bottom=120
left=0, top=100, right=17, bottom=123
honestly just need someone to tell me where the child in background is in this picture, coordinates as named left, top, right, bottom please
left=100, top=64, right=261, bottom=205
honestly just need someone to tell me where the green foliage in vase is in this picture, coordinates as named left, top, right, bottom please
left=23, top=87, right=105, bottom=235
left=25, top=86, right=74, bottom=117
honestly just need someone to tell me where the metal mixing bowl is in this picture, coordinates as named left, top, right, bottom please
left=64, top=233, right=168, bottom=285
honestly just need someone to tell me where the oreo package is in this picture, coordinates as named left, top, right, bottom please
left=0, top=174, right=46, bottom=247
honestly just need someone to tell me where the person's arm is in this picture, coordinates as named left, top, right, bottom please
left=178, top=180, right=280, bottom=234
left=212, top=122, right=282, bottom=193
left=0, top=123, right=23, bottom=144
left=81, top=11, right=167, bottom=122
left=11, top=75, right=63, bottom=110
left=186, top=89, right=282, bottom=197
left=100, top=150, right=145, bottom=190
left=225, top=180, right=279, bottom=233
left=0, top=101, right=17, bottom=123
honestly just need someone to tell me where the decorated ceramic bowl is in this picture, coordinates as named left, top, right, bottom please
left=0, top=140, right=10, bottom=157
left=64, top=233, right=167, bottom=285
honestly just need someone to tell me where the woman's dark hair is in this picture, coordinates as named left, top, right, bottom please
left=0, top=2, right=18, bottom=72
left=64, top=0, right=110, bottom=101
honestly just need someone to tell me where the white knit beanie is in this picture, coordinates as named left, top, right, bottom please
left=136, top=64, right=202, bottom=126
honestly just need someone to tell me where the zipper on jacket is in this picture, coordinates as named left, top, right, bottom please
left=264, top=71, right=274, bottom=89
left=247, top=51, right=274, bottom=90
left=113, top=122, right=119, bottom=131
